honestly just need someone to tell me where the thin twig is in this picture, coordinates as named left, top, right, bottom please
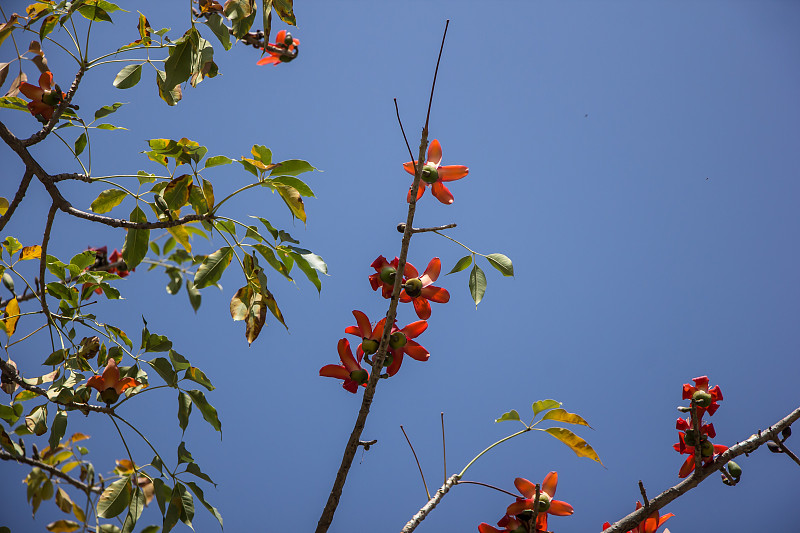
left=457, top=480, right=518, bottom=498
left=772, top=437, right=800, bottom=467
left=397, top=223, right=457, bottom=234
left=401, top=425, right=430, bottom=500
left=441, top=412, right=446, bottom=485
left=0, top=450, right=101, bottom=494
left=638, top=480, right=648, bottom=515
left=602, top=406, right=800, bottom=533
left=424, top=20, right=450, bottom=132
left=395, top=98, right=417, bottom=173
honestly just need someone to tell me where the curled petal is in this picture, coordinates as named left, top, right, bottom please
left=18, top=82, right=44, bottom=100
left=256, top=56, right=281, bottom=66
left=478, top=524, right=502, bottom=533
left=412, top=297, right=431, bottom=320
left=420, top=257, right=442, bottom=285
left=386, top=351, right=403, bottom=376
left=399, top=290, right=411, bottom=303
left=709, top=385, right=723, bottom=401
left=438, top=165, right=469, bottom=181
left=115, top=377, right=140, bottom=394
left=352, top=310, right=372, bottom=338
left=371, top=256, right=391, bottom=270
left=676, top=417, right=690, bottom=430
left=681, top=383, right=696, bottom=400
left=506, top=498, right=533, bottom=516
left=514, top=477, right=537, bottom=499
left=403, top=340, right=429, bottom=361
left=402, top=161, right=417, bottom=175
left=678, top=455, right=695, bottom=478
left=535, top=513, right=548, bottom=532
left=86, top=375, right=105, bottom=393
left=38, top=71, right=54, bottom=90
left=400, top=320, right=428, bottom=338
left=275, top=30, right=286, bottom=42
left=344, top=325, right=360, bottom=336
left=693, top=376, right=710, bottom=391
left=337, top=338, right=360, bottom=372
left=421, top=285, right=450, bottom=303
left=403, top=261, right=419, bottom=279
left=319, top=364, right=349, bottom=380
left=431, top=181, right=454, bottom=204
left=372, top=318, right=386, bottom=341
left=427, top=139, right=442, bottom=165
left=541, top=471, right=558, bottom=498
left=706, top=423, right=716, bottom=438
left=549, top=499, right=574, bottom=516
left=342, top=379, right=358, bottom=394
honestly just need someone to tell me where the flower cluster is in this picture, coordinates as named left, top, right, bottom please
left=479, top=472, right=573, bottom=533
left=369, top=256, right=449, bottom=320
left=257, top=30, right=299, bottom=66
left=84, top=246, right=132, bottom=295
left=602, top=501, right=673, bottom=533
left=674, top=375, right=727, bottom=477
left=19, top=71, right=65, bottom=121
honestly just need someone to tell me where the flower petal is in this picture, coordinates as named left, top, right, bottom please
left=400, top=320, right=428, bottom=338
left=344, top=325, right=361, bottom=336
left=514, top=477, right=537, bottom=499
left=412, top=297, right=431, bottom=320
left=352, top=310, right=372, bottom=338
left=18, top=82, right=44, bottom=100
left=38, top=71, right=53, bottom=91
left=402, top=340, right=429, bottom=361
left=421, top=285, right=450, bottom=303
left=506, top=498, right=533, bottom=516
left=407, top=182, right=426, bottom=203
left=403, top=161, right=417, bottom=175
left=319, top=364, right=349, bottom=380
left=438, top=165, right=469, bottom=181
left=115, top=377, right=140, bottom=394
left=420, top=257, right=442, bottom=285
left=256, top=56, right=281, bottom=66
left=549, top=499, right=573, bottom=516
left=275, top=30, right=286, bottom=42
left=337, top=338, right=360, bottom=372
left=477, top=524, right=502, bottom=533
left=541, top=471, right=558, bottom=498
left=431, top=182, right=454, bottom=204
left=386, top=351, right=403, bottom=376
left=86, top=375, right=105, bottom=393
left=403, top=261, right=419, bottom=279
left=678, top=455, right=695, bottom=478
left=427, top=139, right=442, bottom=165
left=102, top=358, right=121, bottom=390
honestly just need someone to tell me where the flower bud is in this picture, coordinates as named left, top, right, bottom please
left=692, top=390, right=713, bottom=407
left=782, top=426, right=792, bottom=440
left=726, top=460, right=742, bottom=479
left=379, top=266, right=397, bottom=285
left=404, top=278, right=423, bottom=298
left=349, top=369, right=368, bottom=385
left=421, top=164, right=439, bottom=184
left=361, top=339, right=379, bottom=355
left=389, top=331, right=407, bottom=349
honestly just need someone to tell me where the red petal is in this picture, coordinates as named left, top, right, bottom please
left=337, top=338, right=360, bottom=372
left=681, top=383, right=696, bottom=400
left=257, top=56, right=280, bottom=66
left=421, top=257, right=441, bottom=284
left=115, top=377, right=140, bottom=394
left=514, top=477, right=537, bottom=498
left=438, top=165, right=469, bottom=181
left=18, top=82, right=44, bottom=100
left=352, top=310, right=372, bottom=338
left=431, top=182, right=454, bottom=204
left=421, top=286, right=450, bottom=303
left=372, top=318, right=386, bottom=341
left=319, top=364, right=349, bottom=380
left=536, top=513, right=548, bottom=531
left=403, top=340, right=429, bottom=361
left=399, top=290, right=411, bottom=303
left=86, top=375, right=105, bottom=392
left=541, top=471, right=558, bottom=498
left=386, top=351, right=402, bottom=376
left=403, top=161, right=417, bottom=175
left=412, top=298, right=431, bottom=320
left=403, top=261, right=419, bottom=279
left=676, top=417, right=690, bottom=430
left=427, top=139, right=442, bottom=165
left=275, top=30, right=286, bottom=42
left=478, top=524, right=502, bottom=533
left=709, top=385, right=723, bottom=401
left=549, top=499, right=573, bottom=516
left=407, top=182, right=426, bottom=203
left=400, top=320, right=428, bottom=338
left=344, top=325, right=360, bottom=336
left=38, top=71, right=53, bottom=90
left=678, top=455, right=695, bottom=478
left=693, top=376, right=709, bottom=391
left=371, top=256, right=390, bottom=270
left=506, top=499, right=533, bottom=515
left=342, top=379, right=358, bottom=393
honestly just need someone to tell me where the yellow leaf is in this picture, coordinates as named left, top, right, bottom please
left=20, top=245, right=42, bottom=260
left=2, top=297, right=20, bottom=337
left=46, top=519, right=80, bottom=532
left=545, top=427, right=604, bottom=465
left=167, top=224, right=192, bottom=253
left=541, top=408, right=593, bottom=428
left=69, top=432, right=90, bottom=443
left=0, top=197, right=8, bottom=215
left=276, top=185, right=306, bottom=223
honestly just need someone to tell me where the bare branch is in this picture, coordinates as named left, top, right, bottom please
left=397, top=223, right=457, bottom=234
left=400, top=475, right=460, bottom=533
left=0, top=449, right=101, bottom=494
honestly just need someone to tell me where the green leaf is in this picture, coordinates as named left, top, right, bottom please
left=544, top=427, right=603, bottom=465
left=177, top=441, right=193, bottom=464
left=121, top=486, right=145, bottom=533
left=532, top=399, right=561, bottom=416
left=267, top=175, right=315, bottom=197
left=74, top=132, right=88, bottom=156
left=90, top=189, right=126, bottom=213
left=254, top=245, right=291, bottom=280
left=270, top=159, right=315, bottom=177
left=96, top=477, right=132, bottom=518
left=289, top=251, right=321, bottom=292
left=163, top=28, right=199, bottom=90
left=205, top=13, right=231, bottom=50
left=175, top=482, right=195, bottom=528
left=77, top=4, right=112, bottom=22
left=0, top=96, right=28, bottom=112
left=186, top=390, right=221, bottom=432
left=184, top=367, right=214, bottom=391
left=169, top=350, right=191, bottom=371
left=486, top=253, right=514, bottom=277
left=541, top=408, right=593, bottom=428
left=184, top=462, right=214, bottom=485
left=273, top=0, right=296, bottom=25
left=165, top=267, right=182, bottom=295
left=193, top=247, right=232, bottom=289
left=26, top=404, right=48, bottom=435
left=95, top=123, right=127, bottom=130
left=447, top=255, right=472, bottom=274
left=178, top=391, right=191, bottom=432
left=276, top=185, right=306, bottom=223
left=163, top=174, right=191, bottom=211
left=122, top=206, right=150, bottom=269
left=113, top=64, right=142, bottom=88
left=94, top=102, right=124, bottom=120
left=43, top=348, right=67, bottom=365
left=148, top=357, right=177, bottom=387
left=48, top=410, right=68, bottom=450
left=185, top=279, right=201, bottom=311
left=155, top=69, right=182, bottom=106
left=495, top=409, right=521, bottom=423
left=0, top=196, right=8, bottom=216
left=204, top=155, right=232, bottom=168
left=70, top=250, right=96, bottom=270
left=184, top=481, right=223, bottom=528
left=469, top=264, right=487, bottom=307
left=261, top=0, right=273, bottom=42
left=39, top=14, right=58, bottom=41
left=251, top=144, right=272, bottom=164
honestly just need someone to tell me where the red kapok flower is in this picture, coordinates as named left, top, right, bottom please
left=601, top=501, right=673, bottom=533
left=478, top=515, right=524, bottom=533
left=344, top=311, right=430, bottom=376
left=506, top=472, right=574, bottom=531
left=19, top=71, right=65, bottom=120
left=86, top=358, right=141, bottom=404
left=403, top=139, right=468, bottom=205
left=319, top=338, right=369, bottom=393
left=673, top=431, right=728, bottom=478
left=399, top=257, right=450, bottom=320
left=682, top=375, right=723, bottom=416
left=257, top=30, right=299, bottom=66
left=108, top=249, right=131, bottom=278
left=368, top=255, right=417, bottom=299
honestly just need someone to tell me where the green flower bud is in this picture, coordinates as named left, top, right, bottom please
left=693, top=390, right=713, bottom=407
left=379, top=266, right=397, bottom=285
left=389, top=331, right=407, bottom=349
left=349, top=369, right=368, bottom=385
left=361, top=339, right=379, bottom=355
left=421, top=164, right=439, bottom=184
left=700, top=439, right=715, bottom=457
left=727, top=460, right=742, bottom=479
left=404, top=278, right=423, bottom=298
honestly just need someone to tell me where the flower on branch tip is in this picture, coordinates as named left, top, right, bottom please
left=319, top=338, right=369, bottom=393
left=601, top=501, right=673, bottom=533
left=369, top=255, right=417, bottom=299
left=19, top=71, right=65, bottom=121
left=344, top=310, right=430, bottom=376
left=399, top=257, right=450, bottom=320
left=86, top=358, right=141, bottom=404
left=478, top=515, right=524, bottom=533
left=257, top=30, right=299, bottom=66
left=403, top=139, right=469, bottom=205
left=682, top=375, right=723, bottom=416
left=673, top=431, right=728, bottom=478
left=506, top=472, right=574, bottom=532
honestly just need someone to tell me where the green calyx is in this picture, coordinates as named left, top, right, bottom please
left=700, top=439, right=715, bottom=457
left=404, top=278, right=423, bottom=298
left=100, top=388, right=120, bottom=404
left=693, top=390, right=713, bottom=407
left=283, top=32, right=294, bottom=46
left=421, top=164, right=439, bottom=184
left=349, top=369, right=368, bottom=385
left=727, top=460, right=742, bottom=478
left=361, top=339, right=379, bottom=355
left=389, top=331, right=407, bottom=349
left=379, top=266, right=397, bottom=285
left=536, top=492, right=551, bottom=512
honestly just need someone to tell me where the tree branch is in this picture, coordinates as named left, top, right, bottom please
left=400, top=474, right=461, bottom=533
left=0, top=449, right=101, bottom=494
left=22, top=65, right=86, bottom=147
left=0, top=169, right=35, bottom=232
left=602, top=405, right=800, bottom=533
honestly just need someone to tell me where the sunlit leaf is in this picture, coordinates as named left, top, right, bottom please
left=74, top=132, right=87, bottom=156
left=269, top=159, right=315, bottom=177
left=447, top=255, right=472, bottom=274
left=48, top=410, right=68, bottom=450
left=121, top=206, right=149, bottom=269
left=114, top=64, right=142, bottom=89
left=45, top=520, right=79, bottom=532
left=276, top=185, right=306, bottom=223
left=178, top=391, right=191, bottom=432
left=184, top=481, right=223, bottom=528
left=532, top=399, right=561, bottom=416
left=186, top=390, right=221, bottom=432
left=204, top=155, right=232, bottom=168
left=2, top=297, right=20, bottom=337
left=90, top=189, right=126, bottom=213
left=541, top=408, right=593, bottom=428
left=94, top=102, right=125, bottom=120
left=495, top=409, right=521, bottom=423
left=486, top=253, right=514, bottom=277
left=204, top=13, right=231, bottom=50
left=184, top=367, right=214, bottom=391
left=469, top=263, right=486, bottom=307
left=20, top=245, right=42, bottom=260
left=97, top=477, right=132, bottom=518
left=193, top=247, right=232, bottom=289
left=544, top=427, right=603, bottom=465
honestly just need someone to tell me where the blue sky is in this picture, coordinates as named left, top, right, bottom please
left=1, top=1, right=799, bottom=532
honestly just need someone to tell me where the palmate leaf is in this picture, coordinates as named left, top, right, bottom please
left=544, top=427, right=603, bottom=465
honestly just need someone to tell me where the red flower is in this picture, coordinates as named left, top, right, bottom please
left=673, top=431, right=728, bottom=478
left=369, top=255, right=416, bottom=299
left=478, top=515, right=524, bottom=533
left=19, top=71, right=65, bottom=120
left=506, top=472, right=574, bottom=531
left=682, top=375, right=723, bottom=416
left=344, top=310, right=429, bottom=376
left=399, top=257, right=450, bottom=320
left=108, top=249, right=131, bottom=278
left=601, top=501, right=673, bottom=533
left=257, top=30, right=299, bottom=66
left=86, top=358, right=140, bottom=404
left=675, top=416, right=715, bottom=440
left=403, top=139, right=468, bottom=205
left=319, top=338, right=369, bottom=393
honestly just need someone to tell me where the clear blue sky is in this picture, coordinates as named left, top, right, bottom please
left=2, top=1, right=799, bottom=532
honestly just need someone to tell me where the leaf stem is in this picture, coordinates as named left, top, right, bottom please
left=457, top=427, right=531, bottom=478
